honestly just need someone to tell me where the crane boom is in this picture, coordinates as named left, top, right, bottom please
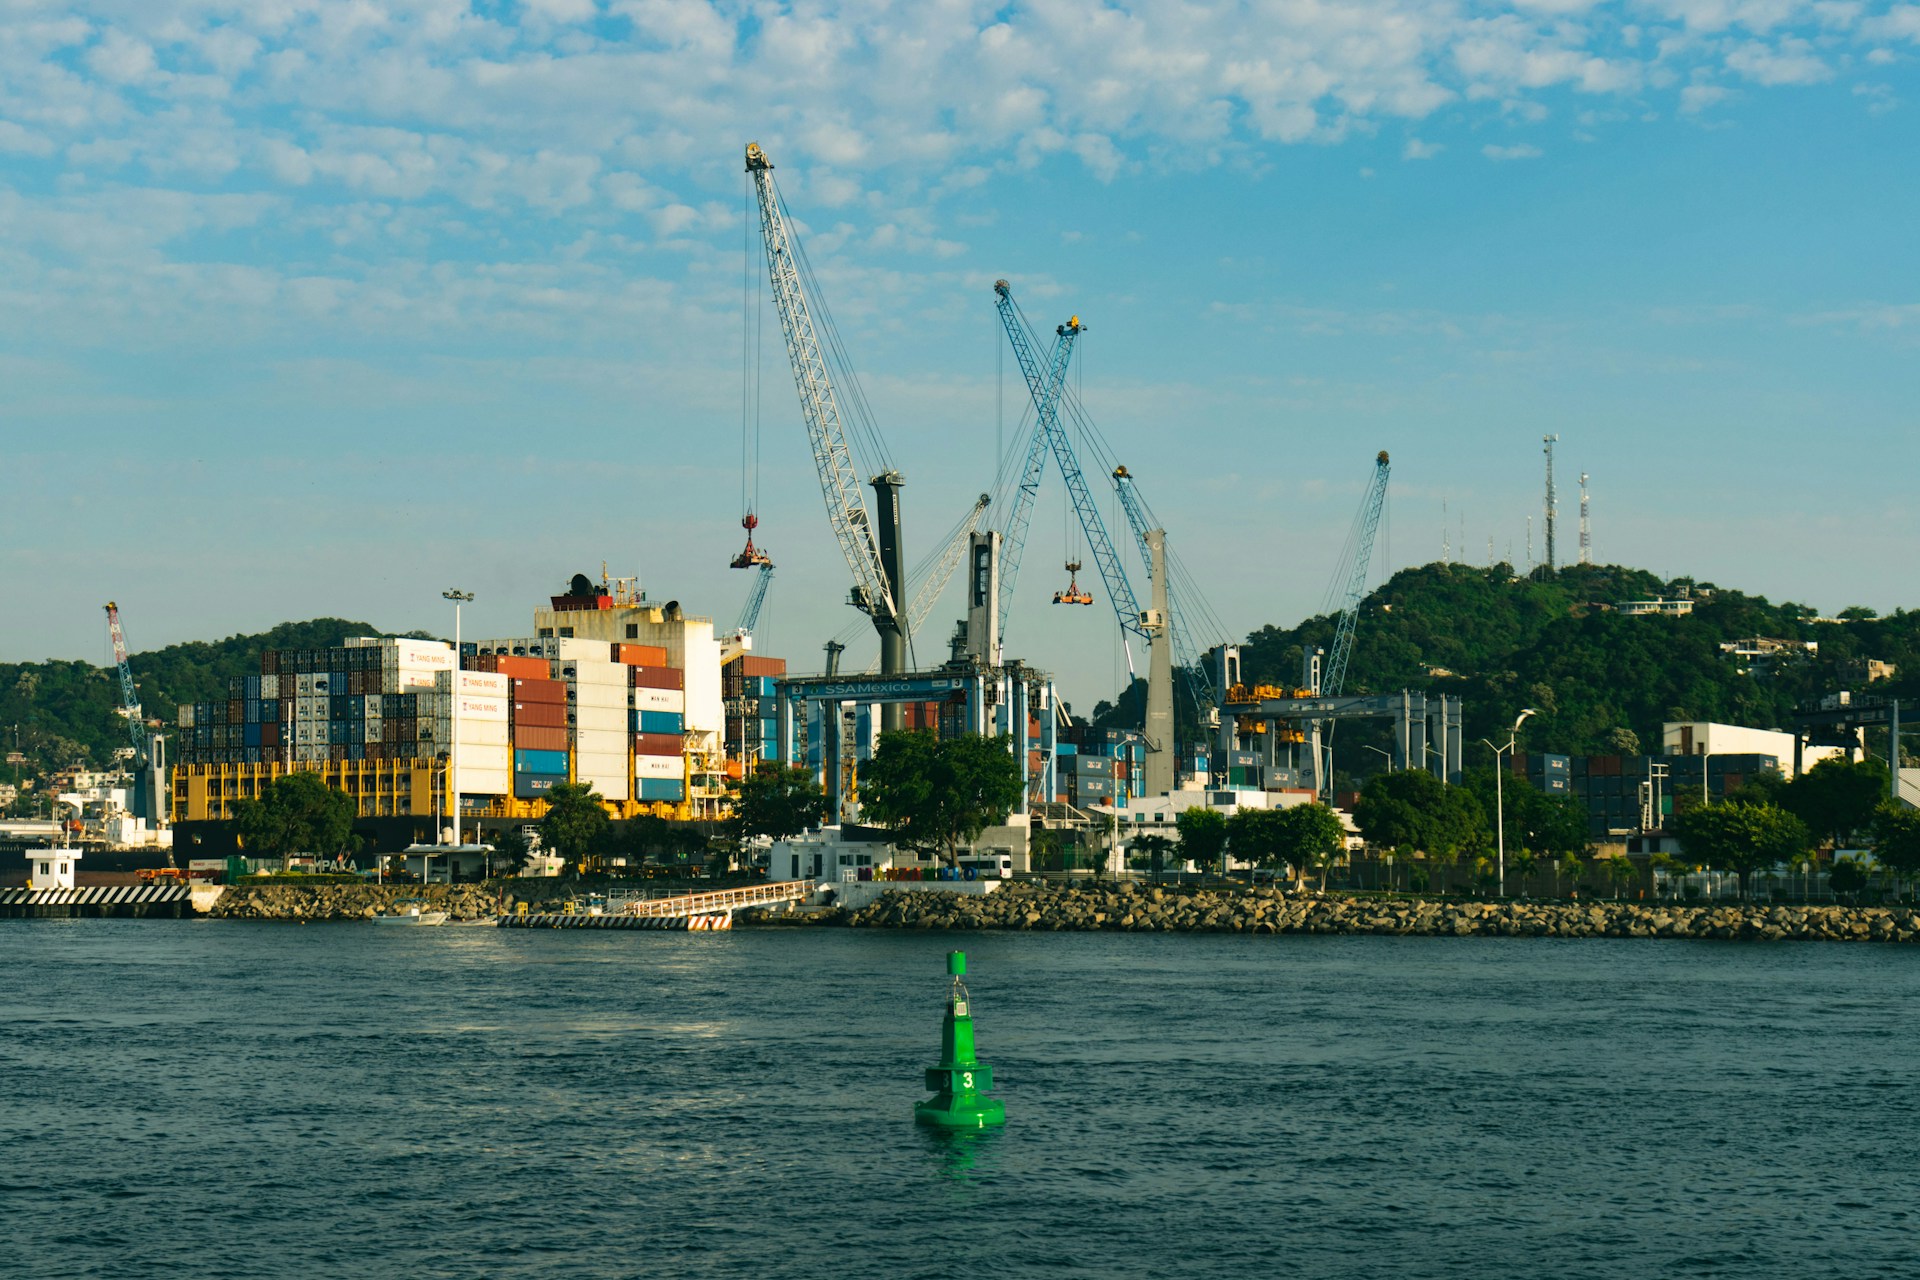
left=991, top=281, right=1079, bottom=645
left=734, top=563, right=775, bottom=636
left=104, top=601, right=143, bottom=757
left=907, top=493, right=992, bottom=638
left=992, top=281, right=1145, bottom=648
left=745, top=142, right=896, bottom=622
left=1323, top=451, right=1391, bottom=698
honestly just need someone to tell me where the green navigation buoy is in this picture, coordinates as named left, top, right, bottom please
left=915, top=950, right=1006, bottom=1130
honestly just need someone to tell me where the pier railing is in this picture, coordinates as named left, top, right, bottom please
left=611, top=880, right=812, bottom=918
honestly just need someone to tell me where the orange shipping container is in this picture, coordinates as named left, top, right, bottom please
left=629, top=666, right=685, bottom=691
left=513, top=724, right=569, bottom=752
left=615, top=643, right=669, bottom=667
left=512, top=702, right=567, bottom=728
left=737, top=655, right=786, bottom=678
left=496, top=655, right=550, bottom=680
left=511, top=677, right=566, bottom=704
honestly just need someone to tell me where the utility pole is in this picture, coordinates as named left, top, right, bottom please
left=1542, top=434, right=1559, bottom=571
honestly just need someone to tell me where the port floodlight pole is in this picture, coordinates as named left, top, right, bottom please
left=1482, top=708, right=1536, bottom=898
left=444, top=589, right=473, bottom=854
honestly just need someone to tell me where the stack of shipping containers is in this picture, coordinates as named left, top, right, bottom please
left=561, top=651, right=630, bottom=802
left=722, top=653, right=786, bottom=772
left=628, top=643, right=687, bottom=805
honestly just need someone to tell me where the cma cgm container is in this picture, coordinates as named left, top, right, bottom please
left=514, top=772, right=565, bottom=800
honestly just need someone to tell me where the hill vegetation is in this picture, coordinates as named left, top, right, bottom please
left=1, top=619, right=401, bottom=778
left=1094, top=561, right=1918, bottom=768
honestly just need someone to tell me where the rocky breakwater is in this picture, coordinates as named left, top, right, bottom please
left=207, top=883, right=501, bottom=923
left=842, top=882, right=1920, bottom=943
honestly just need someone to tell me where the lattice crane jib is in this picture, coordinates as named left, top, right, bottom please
left=992, top=281, right=1144, bottom=647
left=745, top=142, right=896, bottom=623
left=907, top=493, right=992, bottom=638
left=1323, top=451, right=1391, bottom=699
left=736, top=562, right=775, bottom=636
left=104, top=602, right=143, bottom=757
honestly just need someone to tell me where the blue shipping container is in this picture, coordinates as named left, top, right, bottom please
left=638, top=778, right=686, bottom=803
left=1056, top=743, right=1077, bottom=756
left=514, top=748, right=569, bottom=774
left=639, top=710, right=684, bottom=734
left=243, top=723, right=262, bottom=747
left=514, top=772, right=566, bottom=799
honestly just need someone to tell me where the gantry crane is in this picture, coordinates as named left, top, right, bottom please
left=991, top=281, right=1146, bottom=661
left=746, top=142, right=909, bottom=719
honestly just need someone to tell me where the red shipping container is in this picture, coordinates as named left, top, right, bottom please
left=615, top=643, right=669, bottom=667
left=737, top=655, right=786, bottom=678
left=513, top=724, right=569, bottom=752
left=495, top=655, right=549, bottom=680
left=513, top=702, right=567, bottom=728
left=633, top=732, right=681, bottom=757
left=262, top=723, right=281, bottom=747
left=464, top=654, right=500, bottom=673
left=629, top=666, right=686, bottom=691
left=511, top=677, right=566, bottom=704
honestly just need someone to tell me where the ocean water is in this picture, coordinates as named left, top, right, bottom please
left=4, top=920, right=1916, bottom=1279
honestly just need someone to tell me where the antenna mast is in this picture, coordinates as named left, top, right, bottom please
left=1578, top=472, right=1591, bottom=565
left=1542, top=434, right=1559, bottom=571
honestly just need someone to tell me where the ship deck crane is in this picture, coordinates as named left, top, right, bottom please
left=104, top=602, right=143, bottom=759
left=733, top=562, right=775, bottom=638
left=746, top=142, right=910, bottom=725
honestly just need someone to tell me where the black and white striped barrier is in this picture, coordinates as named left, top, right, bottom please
left=0, top=884, right=193, bottom=918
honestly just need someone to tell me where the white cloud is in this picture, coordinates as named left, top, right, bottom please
left=1403, top=137, right=1444, bottom=158
left=1483, top=142, right=1544, bottom=159
left=1680, top=82, right=1734, bottom=111
left=1725, top=37, right=1833, bottom=83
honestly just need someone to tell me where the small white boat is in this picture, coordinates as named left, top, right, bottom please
left=374, top=902, right=449, bottom=926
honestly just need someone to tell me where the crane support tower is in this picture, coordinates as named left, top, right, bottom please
left=746, top=141, right=909, bottom=729
left=1578, top=472, right=1591, bottom=565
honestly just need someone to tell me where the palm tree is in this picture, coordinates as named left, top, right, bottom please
left=1509, top=848, right=1541, bottom=898
left=1556, top=852, right=1585, bottom=899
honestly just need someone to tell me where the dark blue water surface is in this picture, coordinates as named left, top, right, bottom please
left=4, top=920, right=1916, bottom=1278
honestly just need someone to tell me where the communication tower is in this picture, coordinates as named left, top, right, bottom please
left=1578, top=472, right=1591, bottom=565
left=1542, top=434, right=1559, bottom=571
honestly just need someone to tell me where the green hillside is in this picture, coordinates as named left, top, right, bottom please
left=1, top=619, right=401, bottom=775
left=1096, top=561, right=1917, bottom=763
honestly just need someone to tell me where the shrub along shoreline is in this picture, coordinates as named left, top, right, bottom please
left=830, top=881, right=1920, bottom=942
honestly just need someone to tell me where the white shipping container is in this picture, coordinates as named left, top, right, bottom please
left=629, top=688, right=686, bottom=713
left=453, top=695, right=509, bottom=723
left=393, top=640, right=456, bottom=669
left=178, top=705, right=196, bottom=727
left=574, top=706, right=626, bottom=731
left=567, top=663, right=628, bottom=688
left=574, top=734, right=627, bottom=756
left=260, top=674, right=279, bottom=699
left=636, top=754, right=682, bottom=780
left=461, top=767, right=512, bottom=797
left=455, top=744, right=512, bottom=772
left=434, top=669, right=510, bottom=696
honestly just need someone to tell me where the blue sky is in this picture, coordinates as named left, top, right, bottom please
left=2, top=0, right=1915, bottom=711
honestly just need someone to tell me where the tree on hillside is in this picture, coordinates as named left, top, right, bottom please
left=1175, top=807, right=1229, bottom=878
left=233, top=772, right=356, bottom=871
left=859, top=732, right=1023, bottom=867
left=1673, top=800, right=1810, bottom=898
left=1785, top=757, right=1889, bottom=850
left=541, top=782, right=609, bottom=869
left=729, top=764, right=830, bottom=844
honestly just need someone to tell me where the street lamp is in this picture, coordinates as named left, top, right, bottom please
left=1481, top=708, right=1537, bottom=898
left=443, top=589, right=474, bottom=852
left=1360, top=744, right=1393, bottom=770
